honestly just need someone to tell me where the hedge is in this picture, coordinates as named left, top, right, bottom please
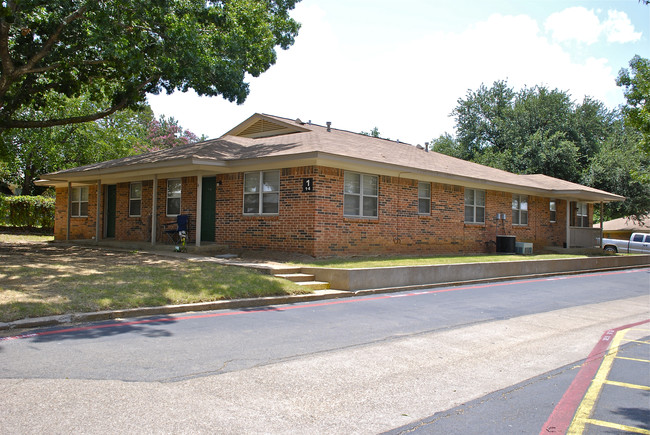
left=0, top=195, right=55, bottom=229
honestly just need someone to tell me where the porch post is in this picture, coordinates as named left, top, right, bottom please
left=599, top=202, right=604, bottom=249
left=196, top=176, right=202, bottom=247
left=565, top=199, right=571, bottom=249
left=95, top=179, right=101, bottom=244
left=66, top=181, right=71, bottom=241
left=151, top=175, right=158, bottom=246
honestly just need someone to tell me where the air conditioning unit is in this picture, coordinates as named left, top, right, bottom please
left=515, top=242, right=533, bottom=255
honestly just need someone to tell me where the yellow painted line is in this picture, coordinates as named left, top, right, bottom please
left=586, top=418, right=650, bottom=434
left=622, top=339, right=650, bottom=344
left=568, top=330, right=626, bottom=434
left=616, top=355, right=650, bottom=363
left=603, top=380, right=650, bottom=391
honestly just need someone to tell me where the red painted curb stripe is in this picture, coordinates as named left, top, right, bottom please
left=1, top=268, right=646, bottom=343
left=539, top=318, right=650, bottom=434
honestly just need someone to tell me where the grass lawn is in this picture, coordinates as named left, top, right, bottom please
left=292, top=253, right=597, bottom=269
left=0, top=233, right=54, bottom=243
left=0, top=238, right=310, bottom=323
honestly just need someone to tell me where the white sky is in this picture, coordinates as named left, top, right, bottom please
left=147, top=0, right=650, bottom=146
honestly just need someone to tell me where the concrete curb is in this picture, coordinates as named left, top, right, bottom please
left=0, top=289, right=350, bottom=333
left=1, top=258, right=648, bottom=334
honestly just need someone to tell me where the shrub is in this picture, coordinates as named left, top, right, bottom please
left=0, top=194, right=8, bottom=225
left=0, top=195, right=55, bottom=229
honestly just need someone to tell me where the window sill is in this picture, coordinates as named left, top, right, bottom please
left=343, top=216, right=378, bottom=222
left=242, top=214, right=280, bottom=219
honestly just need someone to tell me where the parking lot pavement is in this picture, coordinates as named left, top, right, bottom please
left=543, top=321, right=650, bottom=434
left=385, top=321, right=650, bottom=435
left=568, top=328, right=650, bottom=433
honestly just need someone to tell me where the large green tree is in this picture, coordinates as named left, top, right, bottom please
left=584, top=119, right=650, bottom=220
left=0, top=92, right=150, bottom=194
left=617, top=55, right=650, bottom=154
left=437, top=81, right=613, bottom=183
left=432, top=80, right=648, bottom=219
left=1, top=90, right=204, bottom=195
left=0, top=0, right=300, bottom=129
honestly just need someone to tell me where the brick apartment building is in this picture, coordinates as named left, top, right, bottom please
left=37, top=113, right=623, bottom=257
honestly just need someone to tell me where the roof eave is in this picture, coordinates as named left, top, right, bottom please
left=36, top=157, right=228, bottom=186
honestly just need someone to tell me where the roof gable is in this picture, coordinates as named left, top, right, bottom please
left=225, top=113, right=310, bottom=138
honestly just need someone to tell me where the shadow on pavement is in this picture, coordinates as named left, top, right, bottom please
left=28, top=316, right=179, bottom=343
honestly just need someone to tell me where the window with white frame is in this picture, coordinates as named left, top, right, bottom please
left=512, top=194, right=528, bottom=225
left=549, top=200, right=556, bottom=223
left=129, top=182, right=142, bottom=217
left=243, top=170, right=280, bottom=215
left=344, top=172, right=378, bottom=218
left=418, top=182, right=431, bottom=215
left=572, top=201, right=589, bottom=227
left=464, top=188, right=485, bottom=223
left=166, top=179, right=181, bottom=216
left=71, top=186, right=89, bottom=217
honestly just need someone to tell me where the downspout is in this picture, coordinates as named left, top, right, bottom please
left=95, top=180, right=101, bottom=244
left=565, top=199, right=570, bottom=249
left=151, top=175, right=158, bottom=246
left=66, top=181, right=71, bottom=241
left=196, top=176, right=202, bottom=247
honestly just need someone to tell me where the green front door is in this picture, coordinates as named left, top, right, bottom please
left=106, top=185, right=116, bottom=238
left=201, top=177, right=216, bottom=242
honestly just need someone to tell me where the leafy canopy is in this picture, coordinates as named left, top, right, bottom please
left=435, top=80, right=612, bottom=183
left=617, top=55, right=650, bottom=153
left=0, top=91, right=204, bottom=195
left=431, top=79, right=649, bottom=220
left=0, top=0, right=300, bottom=129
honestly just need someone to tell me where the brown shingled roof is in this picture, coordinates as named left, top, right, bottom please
left=38, top=113, right=624, bottom=202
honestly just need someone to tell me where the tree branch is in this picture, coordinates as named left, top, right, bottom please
left=0, top=98, right=129, bottom=128
left=0, top=13, right=16, bottom=88
left=24, top=59, right=109, bottom=75
left=0, top=76, right=158, bottom=129
left=15, top=5, right=88, bottom=77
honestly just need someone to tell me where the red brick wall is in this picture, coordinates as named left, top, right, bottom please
left=53, top=185, right=98, bottom=240
left=114, top=180, right=154, bottom=241
left=214, top=167, right=316, bottom=254
left=155, top=177, right=198, bottom=243
left=52, top=166, right=590, bottom=256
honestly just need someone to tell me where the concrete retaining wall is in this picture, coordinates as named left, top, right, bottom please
left=301, top=255, right=650, bottom=291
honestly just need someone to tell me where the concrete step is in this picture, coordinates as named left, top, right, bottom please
left=275, top=273, right=316, bottom=282
left=266, top=266, right=303, bottom=275
left=294, top=280, right=331, bottom=291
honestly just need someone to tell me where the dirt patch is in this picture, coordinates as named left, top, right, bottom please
left=0, top=238, right=312, bottom=325
left=0, top=241, right=183, bottom=295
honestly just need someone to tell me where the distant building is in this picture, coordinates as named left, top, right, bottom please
left=595, top=216, right=650, bottom=240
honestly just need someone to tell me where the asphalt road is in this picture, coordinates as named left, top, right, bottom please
left=1, top=268, right=649, bottom=433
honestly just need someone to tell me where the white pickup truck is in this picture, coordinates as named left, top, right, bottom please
left=599, top=232, right=650, bottom=253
